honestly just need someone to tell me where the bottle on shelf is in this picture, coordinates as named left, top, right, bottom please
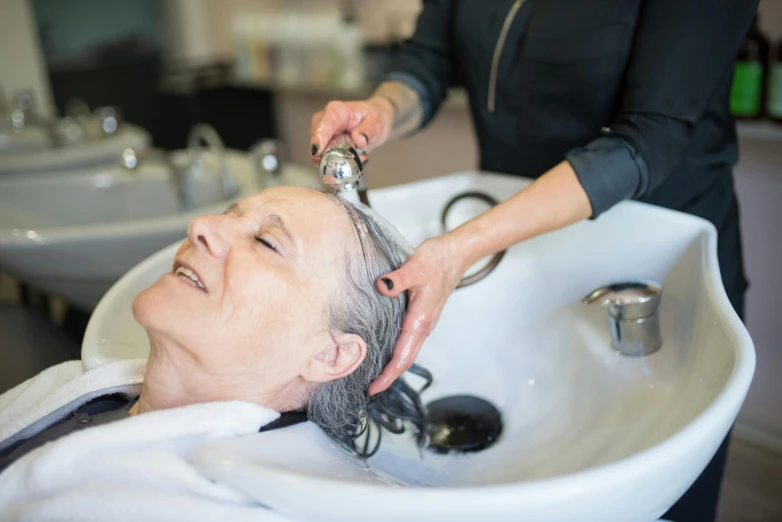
left=233, top=17, right=254, bottom=80
left=768, top=38, right=782, bottom=124
left=730, top=14, right=770, bottom=120
left=250, top=15, right=272, bottom=83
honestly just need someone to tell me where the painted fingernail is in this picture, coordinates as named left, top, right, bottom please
left=360, top=132, right=369, bottom=146
left=311, top=143, right=319, bottom=156
left=381, top=277, right=394, bottom=290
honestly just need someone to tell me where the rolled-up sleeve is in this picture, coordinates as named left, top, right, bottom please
left=378, top=0, right=455, bottom=128
left=567, top=0, right=758, bottom=218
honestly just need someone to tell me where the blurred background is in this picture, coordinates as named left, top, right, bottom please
left=0, top=1, right=781, bottom=519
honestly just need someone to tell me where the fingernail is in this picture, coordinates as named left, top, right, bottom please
left=311, top=143, right=319, bottom=156
left=360, top=132, right=369, bottom=146
left=381, top=277, right=394, bottom=290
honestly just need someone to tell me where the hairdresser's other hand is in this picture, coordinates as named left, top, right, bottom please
left=310, top=98, right=394, bottom=164
left=369, top=235, right=466, bottom=395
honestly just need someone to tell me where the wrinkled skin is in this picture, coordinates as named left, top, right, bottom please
left=132, top=187, right=367, bottom=413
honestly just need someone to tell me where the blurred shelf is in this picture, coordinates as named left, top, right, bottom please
left=230, top=77, right=371, bottom=100
left=228, top=77, right=469, bottom=108
left=737, top=121, right=782, bottom=143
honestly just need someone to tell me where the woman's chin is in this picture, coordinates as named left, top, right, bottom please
left=132, top=276, right=185, bottom=330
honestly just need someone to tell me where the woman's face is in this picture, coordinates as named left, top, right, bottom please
left=133, top=187, right=366, bottom=405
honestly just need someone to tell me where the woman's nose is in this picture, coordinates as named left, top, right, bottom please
left=188, top=215, right=232, bottom=259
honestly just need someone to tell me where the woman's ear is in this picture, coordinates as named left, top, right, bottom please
left=303, top=333, right=367, bottom=383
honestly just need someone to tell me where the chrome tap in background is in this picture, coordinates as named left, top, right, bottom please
left=251, top=139, right=286, bottom=188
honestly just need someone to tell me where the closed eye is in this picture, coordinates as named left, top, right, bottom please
left=255, top=236, right=279, bottom=253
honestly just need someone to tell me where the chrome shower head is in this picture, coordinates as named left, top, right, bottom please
left=319, top=141, right=364, bottom=192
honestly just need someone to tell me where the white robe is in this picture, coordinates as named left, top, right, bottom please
left=0, top=359, right=292, bottom=522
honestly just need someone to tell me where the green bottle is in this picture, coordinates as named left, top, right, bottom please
left=730, top=15, right=769, bottom=120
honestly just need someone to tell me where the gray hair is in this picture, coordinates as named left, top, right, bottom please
left=306, top=191, right=431, bottom=457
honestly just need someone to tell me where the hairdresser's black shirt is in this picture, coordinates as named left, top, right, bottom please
left=384, top=0, right=755, bottom=309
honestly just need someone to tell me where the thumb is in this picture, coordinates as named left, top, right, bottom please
left=376, top=264, right=416, bottom=299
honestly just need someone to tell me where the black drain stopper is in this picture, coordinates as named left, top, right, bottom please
left=425, top=395, right=503, bottom=454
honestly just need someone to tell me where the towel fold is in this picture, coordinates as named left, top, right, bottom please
left=0, top=359, right=289, bottom=522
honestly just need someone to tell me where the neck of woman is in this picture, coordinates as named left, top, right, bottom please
left=133, top=337, right=305, bottom=415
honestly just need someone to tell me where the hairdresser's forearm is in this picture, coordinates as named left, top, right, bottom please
left=447, top=161, right=593, bottom=269
left=370, top=81, right=424, bottom=140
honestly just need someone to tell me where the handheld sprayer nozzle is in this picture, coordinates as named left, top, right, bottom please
left=319, top=141, right=364, bottom=192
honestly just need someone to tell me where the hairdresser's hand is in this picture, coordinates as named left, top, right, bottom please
left=369, top=235, right=467, bottom=395
left=310, top=98, right=394, bottom=164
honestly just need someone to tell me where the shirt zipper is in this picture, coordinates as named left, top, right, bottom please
left=488, top=0, right=526, bottom=113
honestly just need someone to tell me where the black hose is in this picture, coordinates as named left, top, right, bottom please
left=440, top=191, right=507, bottom=289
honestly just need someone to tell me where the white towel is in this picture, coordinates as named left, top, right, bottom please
left=0, top=359, right=290, bottom=522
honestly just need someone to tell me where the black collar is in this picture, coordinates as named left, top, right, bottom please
left=258, top=410, right=308, bottom=432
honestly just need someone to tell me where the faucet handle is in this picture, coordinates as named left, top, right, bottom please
left=583, top=281, right=663, bottom=356
left=94, top=106, right=122, bottom=136
left=582, top=281, right=662, bottom=321
left=583, top=281, right=662, bottom=320
left=251, top=139, right=286, bottom=187
left=186, top=123, right=237, bottom=199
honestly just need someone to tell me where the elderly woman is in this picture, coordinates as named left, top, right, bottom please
left=0, top=187, right=428, bottom=521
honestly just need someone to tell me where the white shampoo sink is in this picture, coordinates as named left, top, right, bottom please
left=82, top=172, right=754, bottom=522
left=0, top=124, right=151, bottom=175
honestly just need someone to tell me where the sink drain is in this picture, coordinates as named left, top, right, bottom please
left=425, top=395, right=503, bottom=454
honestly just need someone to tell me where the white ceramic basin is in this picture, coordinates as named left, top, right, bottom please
left=82, top=172, right=754, bottom=522
left=0, top=152, right=320, bottom=311
left=0, top=126, right=52, bottom=154
left=0, top=124, right=150, bottom=175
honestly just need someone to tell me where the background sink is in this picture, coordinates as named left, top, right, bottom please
left=0, top=152, right=320, bottom=311
left=82, top=172, right=755, bottom=522
left=0, top=164, right=179, bottom=228
left=0, top=124, right=151, bottom=175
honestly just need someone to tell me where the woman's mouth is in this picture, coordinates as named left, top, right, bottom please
left=173, top=265, right=206, bottom=291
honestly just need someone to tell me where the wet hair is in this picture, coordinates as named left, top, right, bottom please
left=306, top=191, right=432, bottom=458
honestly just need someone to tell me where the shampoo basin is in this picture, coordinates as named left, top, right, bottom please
left=82, top=172, right=754, bottom=522
left=0, top=124, right=151, bottom=175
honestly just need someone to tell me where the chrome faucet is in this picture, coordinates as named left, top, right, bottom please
left=318, top=139, right=369, bottom=205
left=251, top=139, right=286, bottom=188
left=184, top=123, right=238, bottom=205
left=118, top=147, right=189, bottom=210
left=583, top=281, right=663, bottom=356
left=119, top=124, right=237, bottom=212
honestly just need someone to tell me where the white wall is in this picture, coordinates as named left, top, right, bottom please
left=758, top=0, right=782, bottom=39
left=733, top=0, right=782, bottom=454
left=162, top=0, right=422, bottom=62
left=0, top=0, right=55, bottom=117
left=161, top=0, right=215, bottom=66
left=734, top=135, right=782, bottom=454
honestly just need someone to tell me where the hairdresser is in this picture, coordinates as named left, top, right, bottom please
left=309, top=1, right=755, bottom=520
